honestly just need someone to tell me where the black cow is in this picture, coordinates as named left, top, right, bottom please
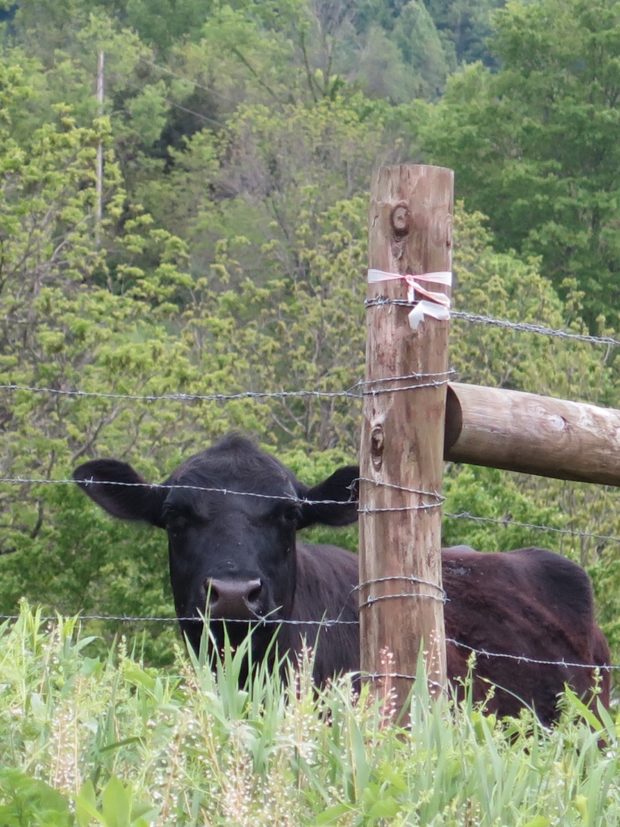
left=73, top=434, right=611, bottom=723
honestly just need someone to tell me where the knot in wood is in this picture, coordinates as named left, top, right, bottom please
left=391, top=204, right=410, bottom=237
left=370, top=425, right=384, bottom=469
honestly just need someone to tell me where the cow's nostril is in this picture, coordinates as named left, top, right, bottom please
left=246, top=580, right=262, bottom=606
left=205, top=581, right=220, bottom=606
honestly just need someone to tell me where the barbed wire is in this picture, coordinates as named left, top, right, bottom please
left=357, top=574, right=446, bottom=596
left=0, top=372, right=455, bottom=404
left=444, top=512, right=620, bottom=545
left=0, top=474, right=442, bottom=514
left=0, top=382, right=361, bottom=403
left=365, top=298, right=619, bottom=348
left=452, top=310, right=620, bottom=348
left=0, top=475, right=352, bottom=506
left=356, top=573, right=447, bottom=609
left=358, top=591, right=446, bottom=609
left=1, top=612, right=618, bottom=673
left=0, top=476, right=617, bottom=543
left=0, top=613, right=358, bottom=627
left=357, top=476, right=444, bottom=510
left=1, top=294, right=618, bottom=674
left=444, top=638, right=620, bottom=672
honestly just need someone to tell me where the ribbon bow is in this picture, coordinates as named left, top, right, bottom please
left=367, top=269, right=452, bottom=330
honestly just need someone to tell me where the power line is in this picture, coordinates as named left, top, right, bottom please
left=164, top=98, right=226, bottom=130
left=139, top=56, right=237, bottom=106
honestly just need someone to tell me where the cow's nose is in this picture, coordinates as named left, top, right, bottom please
left=205, top=578, right=263, bottom=620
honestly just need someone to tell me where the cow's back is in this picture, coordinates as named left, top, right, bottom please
left=442, top=546, right=610, bottom=722
left=286, top=544, right=608, bottom=723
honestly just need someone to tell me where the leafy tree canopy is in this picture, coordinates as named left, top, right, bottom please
left=420, top=0, right=620, bottom=329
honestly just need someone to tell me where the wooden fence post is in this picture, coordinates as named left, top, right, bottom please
left=444, top=383, right=620, bottom=487
left=360, top=164, right=453, bottom=714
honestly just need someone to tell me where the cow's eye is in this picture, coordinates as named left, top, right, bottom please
left=164, top=510, right=189, bottom=532
left=278, top=503, right=301, bottom=524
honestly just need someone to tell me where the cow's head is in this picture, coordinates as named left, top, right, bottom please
left=73, top=434, right=358, bottom=655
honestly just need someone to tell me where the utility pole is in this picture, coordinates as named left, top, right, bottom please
left=95, top=50, right=104, bottom=244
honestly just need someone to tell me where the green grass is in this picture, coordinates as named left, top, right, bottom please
left=0, top=604, right=618, bottom=826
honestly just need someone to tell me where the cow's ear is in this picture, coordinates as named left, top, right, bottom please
left=73, top=459, right=166, bottom=528
left=296, top=466, right=359, bottom=529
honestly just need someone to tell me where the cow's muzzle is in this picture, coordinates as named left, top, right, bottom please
left=204, top=577, right=263, bottom=620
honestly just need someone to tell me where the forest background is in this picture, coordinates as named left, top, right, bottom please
left=0, top=0, right=618, bottom=668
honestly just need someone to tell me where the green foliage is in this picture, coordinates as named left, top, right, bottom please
left=425, top=0, right=505, bottom=65
left=337, top=3, right=450, bottom=102
left=392, top=1, right=451, bottom=97
left=421, top=0, right=620, bottom=328
left=443, top=465, right=565, bottom=551
left=124, top=0, right=211, bottom=50
left=1, top=605, right=619, bottom=826
left=76, top=777, right=157, bottom=826
left=0, top=769, right=72, bottom=826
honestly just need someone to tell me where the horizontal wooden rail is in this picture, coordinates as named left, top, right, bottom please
left=444, top=383, right=620, bottom=487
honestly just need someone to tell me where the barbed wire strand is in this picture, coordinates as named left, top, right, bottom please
left=357, top=476, right=445, bottom=499
left=452, top=310, right=620, bottom=348
left=0, top=612, right=618, bottom=673
left=365, top=298, right=619, bottom=347
left=0, top=472, right=617, bottom=548
left=0, top=476, right=350, bottom=506
left=0, top=477, right=617, bottom=543
left=358, top=591, right=446, bottom=609
left=444, top=638, right=620, bottom=672
left=0, top=475, right=441, bottom=512
left=357, top=574, right=446, bottom=595
left=0, top=372, right=454, bottom=404
left=0, top=613, right=358, bottom=627
left=444, top=511, right=620, bottom=545
left=0, top=382, right=361, bottom=403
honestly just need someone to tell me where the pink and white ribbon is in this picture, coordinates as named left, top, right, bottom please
left=367, top=268, right=452, bottom=331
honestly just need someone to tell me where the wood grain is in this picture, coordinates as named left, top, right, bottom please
left=445, top=383, right=620, bottom=486
left=360, top=165, right=453, bottom=710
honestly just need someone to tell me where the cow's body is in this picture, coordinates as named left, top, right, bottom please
left=270, top=543, right=610, bottom=723
left=74, top=434, right=611, bottom=723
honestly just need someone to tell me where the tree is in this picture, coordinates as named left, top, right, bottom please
left=0, top=56, right=212, bottom=661
left=420, top=0, right=620, bottom=329
left=136, top=96, right=388, bottom=279
left=392, top=2, right=450, bottom=98
left=424, top=0, right=504, bottom=66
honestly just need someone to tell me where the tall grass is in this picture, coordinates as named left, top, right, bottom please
left=0, top=603, right=618, bottom=826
